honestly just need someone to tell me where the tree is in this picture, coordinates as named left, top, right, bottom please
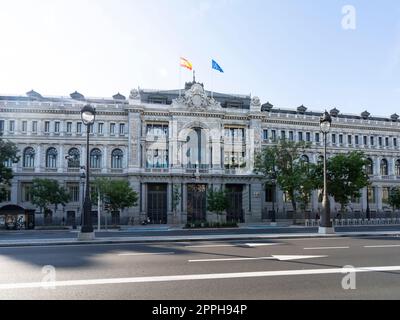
left=311, top=151, right=369, bottom=214
left=31, top=179, right=70, bottom=215
left=207, top=188, right=230, bottom=224
left=254, top=139, right=312, bottom=224
left=388, top=187, right=400, bottom=213
left=0, top=137, right=19, bottom=202
left=92, top=179, right=138, bottom=224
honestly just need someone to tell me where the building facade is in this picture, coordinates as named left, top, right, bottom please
left=1, top=80, right=400, bottom=227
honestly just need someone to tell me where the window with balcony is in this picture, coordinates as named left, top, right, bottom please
left=46, top=147, right=58, bottom=168
left=380, top=159, right=389, bottom=176
left=146, top=149, right=169, bottom=168
left=23, top=147, right=35, bottom=168
left=111, top=149, right=124, bottom=169
left=67, top=148, right=80, bottom=168
left=90, top=148, right=102, bottom=169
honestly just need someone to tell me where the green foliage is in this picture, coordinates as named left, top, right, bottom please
left=388, top=187, right=400, bottom=211
left=254, top=139, right=313, bottom=217
left=31, top=179, right=70, bottom=213
left=207, top=189, right=230, bottom=219
left=93, top=178, right=138, bottom=213
left=311, top=151, right=369, bottom=211
left=185, top=221, right=238, bottom=229
left=0, top=137, right=19, bottom=202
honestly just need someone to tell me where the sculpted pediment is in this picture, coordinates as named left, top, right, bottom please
left=172, top=83, right=221, bottom=111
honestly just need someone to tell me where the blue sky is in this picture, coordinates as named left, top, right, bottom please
left=1, top=0, right=400, bottom=116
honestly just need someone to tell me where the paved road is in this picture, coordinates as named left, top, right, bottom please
left=0, top=234, right=400, bottom=300
left=1, top=225, right=400, bottom=241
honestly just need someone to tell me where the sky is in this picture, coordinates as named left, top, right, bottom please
left=1, top=0, right=400, bottom=116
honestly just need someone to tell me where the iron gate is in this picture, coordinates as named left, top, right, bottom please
left=147, top=184, right=168, bottom=224
left=226, top=185, right=244, bottom=223
left=187, top=184, right=207, bottom=223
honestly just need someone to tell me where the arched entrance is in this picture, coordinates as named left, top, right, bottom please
left=0, top=205, right=35, bottom=230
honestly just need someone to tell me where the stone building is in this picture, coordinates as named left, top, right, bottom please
left=1, top=80, right=399, bottom=227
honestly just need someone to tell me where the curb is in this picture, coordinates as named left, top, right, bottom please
left=0, top=231, right=399, bottom=248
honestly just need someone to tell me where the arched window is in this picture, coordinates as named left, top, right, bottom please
left=46, top=147, right=58, bottom=168
left=366, top=158, right=374, bottom=175
left=23, top=147, right=35, bottom=168
left=90, top=148, right=102, bottom=169
left=67, top=148, right=80, bottom=168
left=317, top=155, right=324, bottom=164
left=111, top=149, right=123, bottom=169
left=380, top=159, right=388, bottom=176
left=396, top=160, right=400, bottom=176
left=301, top=155, right=309, bottom=163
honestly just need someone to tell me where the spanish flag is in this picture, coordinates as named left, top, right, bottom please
left=180, top=57, right=193, bottom=71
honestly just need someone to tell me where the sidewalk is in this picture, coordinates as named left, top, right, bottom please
left=0, top=228, right=399, bottom=248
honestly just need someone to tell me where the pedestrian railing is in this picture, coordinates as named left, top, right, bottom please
left=305, top=218, right=400, bottom=227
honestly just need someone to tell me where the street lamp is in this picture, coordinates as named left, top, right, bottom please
left=78, top=104, right=96, bottom=240
left=319, top=111, right=335, bottom=234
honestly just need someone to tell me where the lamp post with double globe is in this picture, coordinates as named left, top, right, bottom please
left=78, top=105, right=96, bottom=240
left=319, top=111, right=335, bottom=234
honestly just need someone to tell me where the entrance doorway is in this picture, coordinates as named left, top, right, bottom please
left=147, top=184, right=168, bottom=224
left=187, top=184, right=207, bottom=223
left=226, top=184, right=244, bottom=223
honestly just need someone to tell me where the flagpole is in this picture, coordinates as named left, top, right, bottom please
left=179, top=58, right=182, bottom=98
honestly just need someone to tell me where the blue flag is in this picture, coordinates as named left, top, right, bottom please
left=212, top=59, right=224, bottom=73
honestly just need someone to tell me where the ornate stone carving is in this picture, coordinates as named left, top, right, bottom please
left=173, top=83, right=220, bottom=110
left=251, top=96, right=261, bottom=107
left=129, top=89, right=140, bottom=100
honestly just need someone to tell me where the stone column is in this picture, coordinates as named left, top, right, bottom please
left=140, top=183, right=147, bottom=222
left=58, top=147, right=64, bottom=173
left=377, top=185, right=383, bottom=212
left=167, top=182, right=174, bottom=224
left=181, top=183, right=188, bottom=225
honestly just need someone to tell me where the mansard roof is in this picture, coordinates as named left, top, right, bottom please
left=113, top=92, right=126, bottom=100
left=70, top=91, right=85, bottom=100
left=26, top=90, right=43, bottom=99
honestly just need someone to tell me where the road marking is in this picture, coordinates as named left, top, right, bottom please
left=117, top=252, right=175, bottom=256
left=1, top=265, right=400, bottom=290
left=189, top=255, right=327, bottom=263
left=304, top=247, right=350, bottom=250
left=245, top=243, right=283, bottom=247
left=184, top=244, right=238, bottom=248
left=364, top=245, right=400, bottom=248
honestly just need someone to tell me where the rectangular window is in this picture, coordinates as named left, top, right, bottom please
left=32, top=121, right=37, bottom=133
left=281, top=130, right=286, bottom=140
left=263, top=130, right=268, bottom=140
left=382, top=187, right=390, bottom=204
left=119, top=123, right=125, bottom=135
left=110, top=123, right=116, bottom=135
left=368, top=186, right=376, bottom=203
left=289, top=131, right=294, bottom=141
left=67, top=184, right=80, bottom=203
left=44, top=121, right=50, bottom=133
left=348, top=135, right=352, bottom=145
left=21, top=183, right=33, bottom=202
left=394, top=138, right=397, bottom=148
left=54, top=122, right=60, bottom=133
left=66, top=122, right=72, bottom=133
left=77, top=122, right=82, bottom=134
left=306, top=132, right=311, bottom=142
left=0, top=120, right=4, bottom=134
left=98, top=123, right=104, bottom=134
left=339, top=135, right=343, bottom=144
left=265, top=186, right=275, bottom=202
left=363, top=136, right=367, bottom=145
left=378, top=137, right=383, bottom=147
left=89, top=124, right=94, bottom=134
left=370, top=136, right=374, bottom=146
left=355, top=136, right=359, bottom=145
left=315, top=133, right=320, bottom=143
left=22, top=121, right=27, bottom=133
left=271, top=130, right=276, bottom=141
left=9, top=120, right=15, bottom=133
left=332, top=134, right=336, bottom=144
left=298, top=132, right=303, bottom=141
left=385, top=137, right=389, bottom=147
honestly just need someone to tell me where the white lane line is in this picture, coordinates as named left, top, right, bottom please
left=117, top=252, right=175, bottom=256
left=304, top=247, right=350, bottom=250
left=0, top=242, right=170, bottom=250
left=184, top=244, right=238, bottom=248
left=1, top=266, right=400, bottom=290
left=245, top=243, right=283, bottom=247
left=189, top=255, right=328, bottom=263
left=364, top=245, right=400, bottom=248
